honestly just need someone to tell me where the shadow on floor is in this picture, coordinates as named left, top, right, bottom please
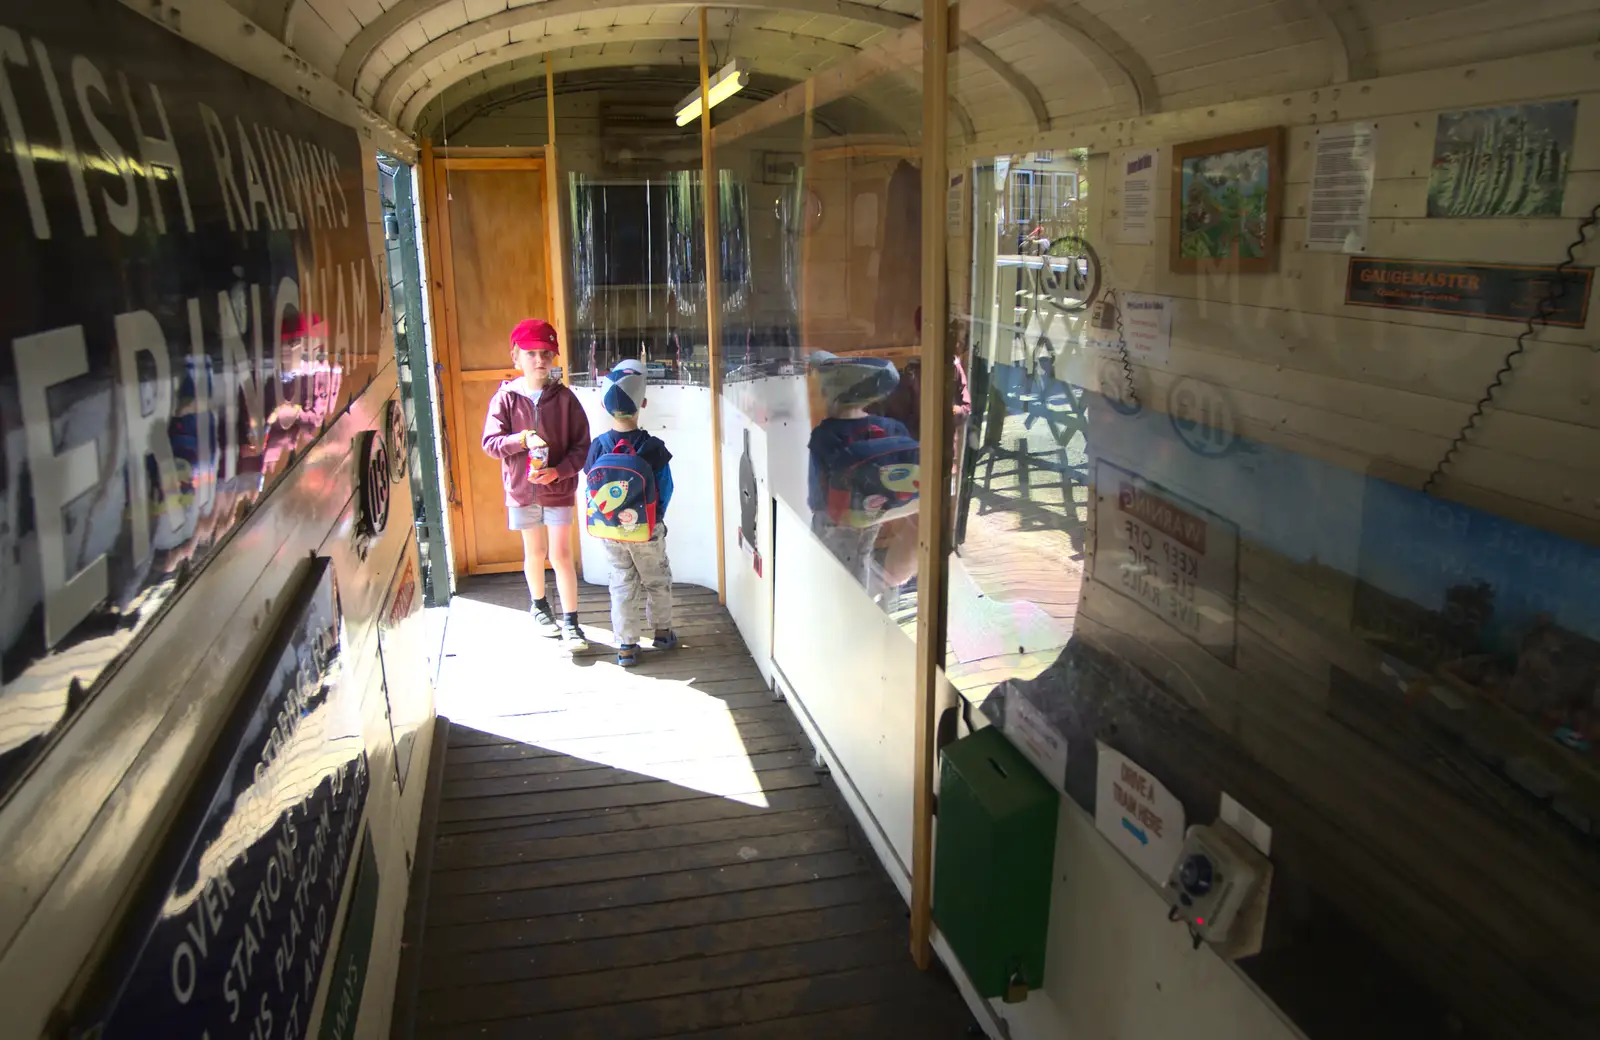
left=398, top=577, right=976, bottom=1039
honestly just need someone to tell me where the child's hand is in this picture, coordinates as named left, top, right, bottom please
left=530, top=469, right=559, bottom=485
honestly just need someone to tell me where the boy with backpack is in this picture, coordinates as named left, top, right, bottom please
left=584, top=359, right=676, bottom=667
left=806, top=351, right=921, bottom=594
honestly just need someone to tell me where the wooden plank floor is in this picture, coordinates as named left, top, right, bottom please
left=408, top=576, right=976, bottom=1040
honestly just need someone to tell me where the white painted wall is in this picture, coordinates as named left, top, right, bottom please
left=720, top=402, right=775, bottom=685
left=772, top=498, right=920, bottom=873
left=999, top=803, right=1301, bottom=1040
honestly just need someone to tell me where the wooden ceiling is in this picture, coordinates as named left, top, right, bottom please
left=226, top=0, right=1600, bottom=142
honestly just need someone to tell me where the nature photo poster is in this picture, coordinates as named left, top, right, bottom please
left=1169, top=126, right=1285, bottom=274
left=1427, top=100, right=1578, bottom=218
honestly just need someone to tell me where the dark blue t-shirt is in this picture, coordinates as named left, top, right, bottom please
left=586, top=429, right=675, bottom=518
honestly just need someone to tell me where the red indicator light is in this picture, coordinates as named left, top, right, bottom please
left=1196, top=917, right=1205, bottom=925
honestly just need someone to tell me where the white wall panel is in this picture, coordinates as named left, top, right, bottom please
left=988, top=804, right=1302, bottom=1040
left=721, top=401, right=775, bottom=685
left=772, top=497, right=918, bottom=875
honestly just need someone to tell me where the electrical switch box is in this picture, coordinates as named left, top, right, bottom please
left=1163, top=822, right=1271, bottom=955
left=933, top=725, right=1059, bottom=1002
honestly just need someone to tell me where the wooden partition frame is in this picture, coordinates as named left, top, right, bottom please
left=909, top=0, right=952, bottom=970
left=699, top=7, right=730, bottom=603
left=546, top=60, right=584, bottom=570
left=419, top=147, right=557, bottom=577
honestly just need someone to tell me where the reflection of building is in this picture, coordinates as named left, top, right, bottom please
left=1008, top=164, right=1080, bottom=249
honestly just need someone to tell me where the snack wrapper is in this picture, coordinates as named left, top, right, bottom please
left=525, top=433, right=550, bottom=477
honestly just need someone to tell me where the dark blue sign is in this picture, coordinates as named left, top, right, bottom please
left=0, top=0, right=384, bottom=803
left=69, top=558, right=369, bottom=1040
left=1346, top=256, right=1593, bottom=327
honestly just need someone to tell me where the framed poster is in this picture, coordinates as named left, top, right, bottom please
left=1170, top=127, right=1285, bottom=274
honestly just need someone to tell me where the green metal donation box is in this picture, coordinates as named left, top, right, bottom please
left=932, top=725, right=1059, bottom=1002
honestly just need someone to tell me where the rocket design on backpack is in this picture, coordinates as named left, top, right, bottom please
left=820, top=425, right=921, bottom=529
left=586, top=439, right=658, bottom=542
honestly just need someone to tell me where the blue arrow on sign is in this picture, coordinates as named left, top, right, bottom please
left=1121, top=817, right=1149, bottom=846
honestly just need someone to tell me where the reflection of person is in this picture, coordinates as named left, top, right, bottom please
left=261, top=311, right=327, bottom=476
left=482, top=319, right=592, bottom=650
left=807, top=351, right=919, bottom=594
left=584, top=360, right=676, bottom=668
left=876, top=307, right=971, bottom=446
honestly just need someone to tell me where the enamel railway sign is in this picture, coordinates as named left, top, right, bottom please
left=67, top=558, right=369, bottom=1040
left=0, top=0, right=384, bottom=804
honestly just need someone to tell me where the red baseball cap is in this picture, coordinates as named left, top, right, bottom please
left=282, top=312, right=325, bottom=339
left=511, top=318, right=560, bottom=352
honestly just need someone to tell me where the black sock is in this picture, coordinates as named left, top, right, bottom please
left=533, top=596, right=551, bottom=613
left=564, top=611, right=579, bottom=625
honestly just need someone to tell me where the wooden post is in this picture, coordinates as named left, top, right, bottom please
left=798, top=79, right=815, bottom=358
left=545, top=60, right=568, bottom=350
left=699, top=6, right=729, bottom=604
left=419, top=138, right=469, bottom=580
left=545, top=57, right=584, bottom=574
left=909, top=0, right=952, bottom=972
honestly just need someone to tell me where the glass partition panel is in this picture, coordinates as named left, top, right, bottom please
left=708, top=30, right=928, bottom=869
left=715, top=46, right=926, bottom=619
left=945, top=6, right=1600, bottom=1039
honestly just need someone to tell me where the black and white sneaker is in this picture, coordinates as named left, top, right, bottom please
left=560, top=618, right=589, bottom=652
left=530, top=599, right=561, bottom=637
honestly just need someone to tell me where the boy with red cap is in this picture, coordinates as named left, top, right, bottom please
left=482, top=319, right=593, bottom=649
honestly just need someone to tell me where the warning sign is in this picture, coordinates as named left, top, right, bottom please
left=1092, top=460, right=1239, bottom=664
left=1094, top=743, right=1185, bottom=884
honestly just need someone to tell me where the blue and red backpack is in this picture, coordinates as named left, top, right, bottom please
left=819, top=426, right=921, bottom=529
left=585, top=439, right=659, bottom=542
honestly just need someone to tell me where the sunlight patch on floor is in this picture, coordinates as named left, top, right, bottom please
left=438, top=596, right=771, bottom=806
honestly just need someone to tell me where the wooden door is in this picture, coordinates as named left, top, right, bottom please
left=425, top=155, right=554, bottom=575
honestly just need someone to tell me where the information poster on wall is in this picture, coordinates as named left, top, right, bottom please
left=1306, top=122, right=1377, bottom=253
left=1091, top=460, right=1239, bottom=664
left=1116, top=148, right=1159, bottom=245
left=1095, top=742, right=1185, bottom=884
left=1121, top=293, right=1173, bottom=365
left=1001, top=691, right=1069, bottom=790
left=68, top=558, right=370, bottom=1040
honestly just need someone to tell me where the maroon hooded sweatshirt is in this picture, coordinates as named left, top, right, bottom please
left=482, top=377, right=592, bottom=507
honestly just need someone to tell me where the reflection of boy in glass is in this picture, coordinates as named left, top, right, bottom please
left=263, top=311, right=326, bottom=475
left=806, top=351, right=918, bottom=595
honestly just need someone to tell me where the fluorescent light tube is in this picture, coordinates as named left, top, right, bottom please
left=675, top=60, right=750, bottom=126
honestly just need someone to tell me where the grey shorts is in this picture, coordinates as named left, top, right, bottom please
left=508, top=503, right=575, bottom=530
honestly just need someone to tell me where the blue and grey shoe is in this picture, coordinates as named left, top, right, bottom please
left=617, top=644, right=640, bottom=667
left=652, top=629, right=678, bottom=650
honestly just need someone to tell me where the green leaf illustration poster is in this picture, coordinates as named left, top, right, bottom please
left=1427, top=101, right=1577, bottom=218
